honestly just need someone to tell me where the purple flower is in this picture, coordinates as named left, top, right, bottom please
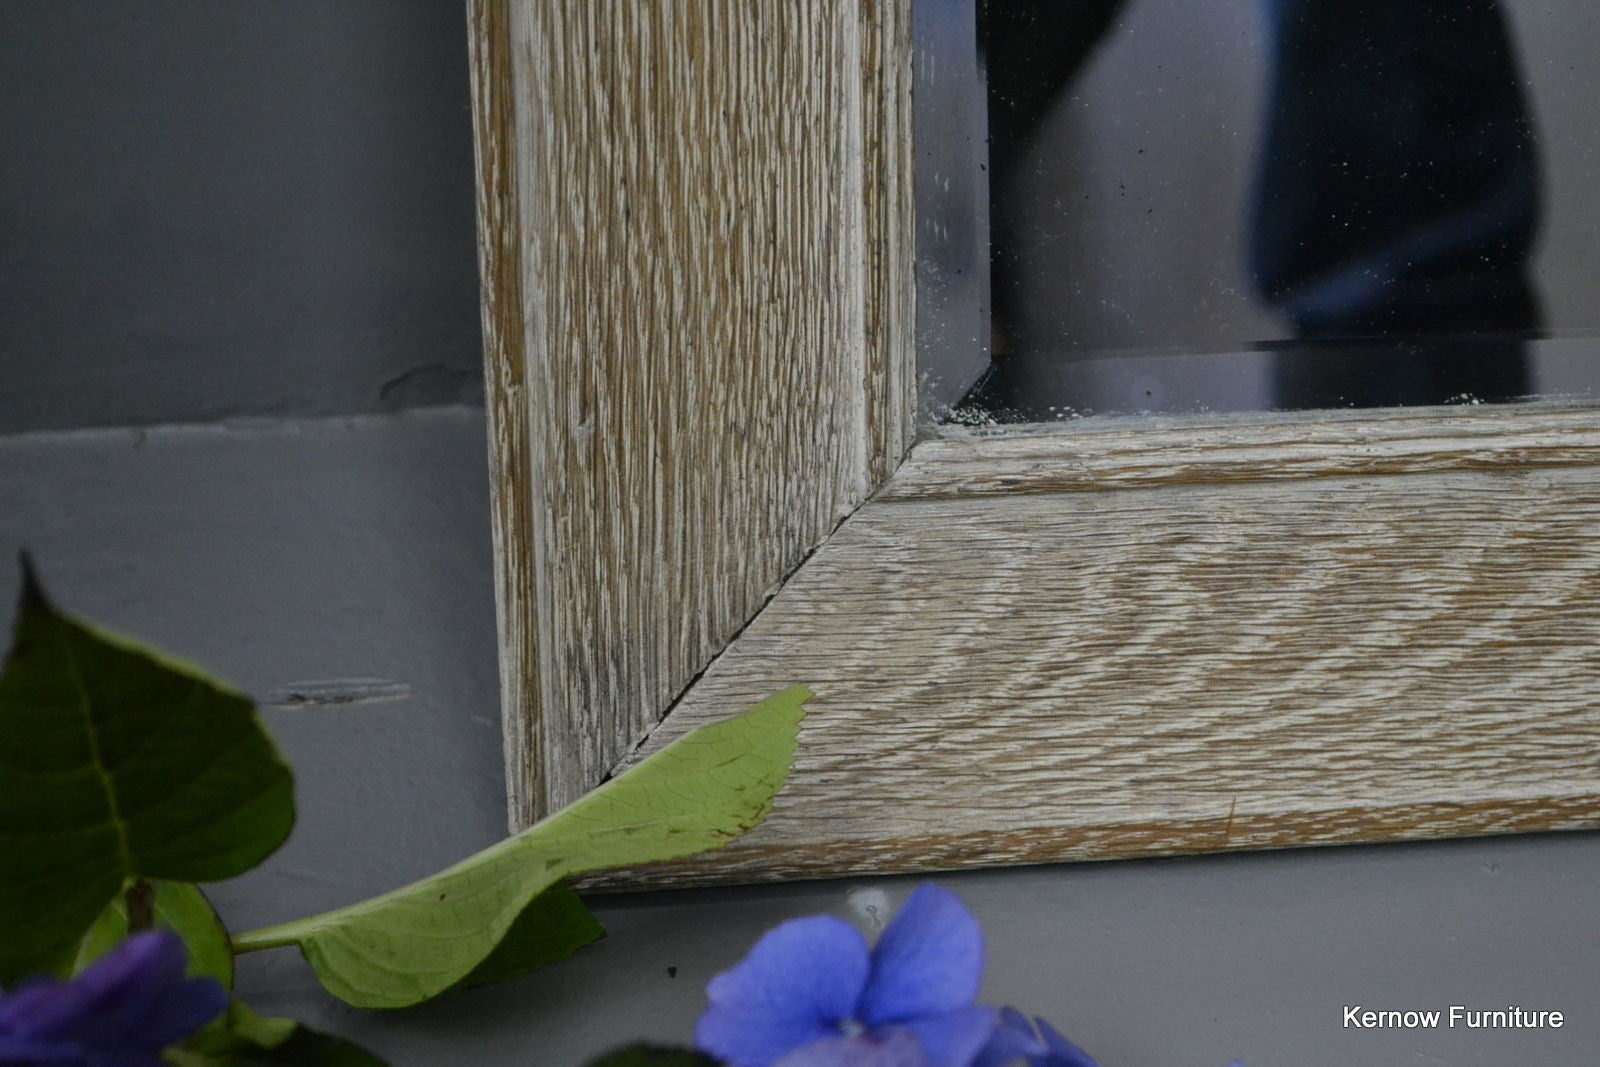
left=696, top=885, right=997, bottom=1067
left=772, top=1032, right=929, bottom=1067
left=0, top=929, right=227, bottom=1066
left=972, top=1008, right=1096, bottom=1067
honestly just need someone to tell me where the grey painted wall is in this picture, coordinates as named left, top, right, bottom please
left=0, top=1, right=484, bottom=433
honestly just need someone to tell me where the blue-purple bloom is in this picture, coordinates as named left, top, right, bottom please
left=972, top=1008, right=1096, bottom=1067
left=696, top=885, right=997, bottom=1067
left=772, top=1032, right=929, bottom=1067
left=0, top=929, right=227, bottom=1066
left=694, top=884, right=1242, bottom=1067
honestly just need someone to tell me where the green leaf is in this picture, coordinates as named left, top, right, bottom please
left=170, top=1001, right=390, bottom=1066
left=0, top=560, right=295, bottom=984
left=584, top=1046, right=717, bottom=1067
left=456, top=880, right=605, bottom=988
left=249, top=1025, right=390, bottom=1066
left=67, top=880, right=234, bottom=987
left=233, top=686, right=809, bottom=1008
left=219, top=1002, right=298, bottom=1048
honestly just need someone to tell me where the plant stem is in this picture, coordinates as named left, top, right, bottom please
left=228, top=925, right=299, bottom=953
left=126, top=879, right=155, bottom=932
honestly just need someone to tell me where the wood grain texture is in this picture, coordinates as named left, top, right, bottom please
left=469, top=0, right=916, bottom=824
left=468, top=0, right=540, bottom=827
left=595, top=410, right=1600, bottom=887
left=860, top=0, right=918, bottom=482
left=887, top=404, right=1600, bottom=500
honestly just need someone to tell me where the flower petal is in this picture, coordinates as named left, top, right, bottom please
left=0, top=978, right=93, bottom=1038
left=76, top=931, right=188, bottom=1001
left=1033, top=1017, right=1098, bottom=1067
left=62, top=931, right=198, bottom=1052
left=0, top=932, right=223, bottom=1059
left=698, top=1001, right=840, bottom=1067
left=696, top=916, right=872, bottom=1067
left=971, top=1007, right=1046, bottom=1067
left=859, top=886, right=984, bottom=1026
left=129, top=976, right=228, bottom=1050
left=773, top=1032, right=931, bottom=1067
left=0, top=1033, right=83, bottom=1061
left=0, top=932, right=185, bottom=1044
left=890, top=1005, right=996, bottom=1067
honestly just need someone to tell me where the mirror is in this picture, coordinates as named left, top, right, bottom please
left=919, top=0, right=1600, bottom=420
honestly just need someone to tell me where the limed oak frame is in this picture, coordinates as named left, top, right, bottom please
left=468, top=0, right=1600, bottom=887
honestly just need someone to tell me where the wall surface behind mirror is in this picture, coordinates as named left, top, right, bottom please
left=0, top=0, right=485, bottom=433
left=998, top=0, right=1600, bottom=411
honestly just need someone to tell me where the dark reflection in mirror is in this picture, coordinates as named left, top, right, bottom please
left=956, top=0, right=1599, bottom=420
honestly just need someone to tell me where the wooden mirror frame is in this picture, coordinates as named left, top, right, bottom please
left=468, top=0, right=1600, bottom=888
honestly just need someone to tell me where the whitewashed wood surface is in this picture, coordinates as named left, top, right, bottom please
left=889, top=405, right=1600, bottom=499
left=597, top=407, right=1600, bottom=886
left=472, top=1, right=1600, bottom=884
left=470, top=0, right=915, bottom=823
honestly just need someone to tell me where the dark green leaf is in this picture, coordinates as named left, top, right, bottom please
left=0, top=560, right=295, bottom=983
left=457, top=880, right=605, bottom=988
left=234, top=1026, right=389, bottom=1066
left=232, top=687, right=809, bottom=1008
left=585, top=1046, right=717, bottom=1067
left=171, top=1002, right=389, bottom=1066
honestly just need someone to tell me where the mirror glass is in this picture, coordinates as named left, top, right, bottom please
left=921, top=0, right=1600, bottom=421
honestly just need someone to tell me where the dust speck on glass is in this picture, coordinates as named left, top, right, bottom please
left=916, top=0, right=1600, bottom=423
